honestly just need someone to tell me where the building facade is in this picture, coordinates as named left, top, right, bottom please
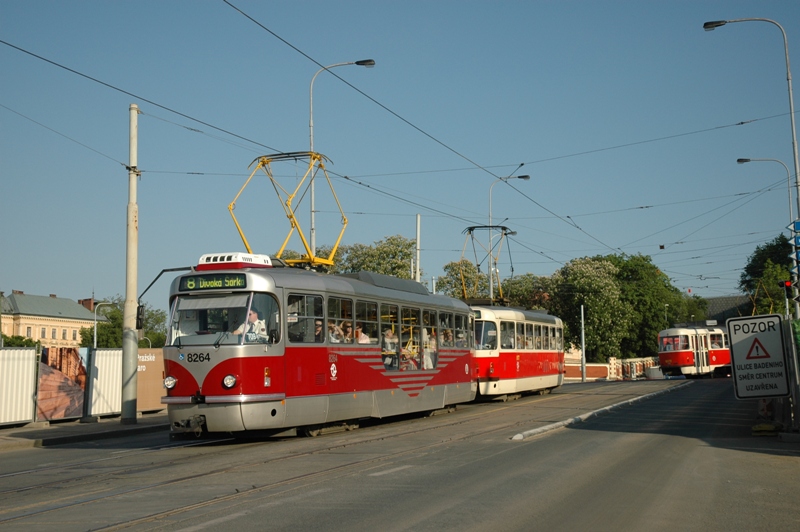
left=0, top=290, right=105, bottom=350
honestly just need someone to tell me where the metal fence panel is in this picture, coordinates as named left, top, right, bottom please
left=0, top=348, right=37, bottom=425
left=88, top=348, right=122, bottom=417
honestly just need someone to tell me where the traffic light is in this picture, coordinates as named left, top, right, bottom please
left=779, top=280, right=792, bottom=298
left=136, top=304, right=145, bottom=330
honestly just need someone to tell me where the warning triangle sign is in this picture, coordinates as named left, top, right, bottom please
left=746, top=338, right=771, bottom=360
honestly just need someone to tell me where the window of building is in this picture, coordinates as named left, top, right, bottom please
left=26, top=327, right=32, bottom=338
left=51, top=328, right=56, bottom=339
left=62, top=329, right=67, bottom=340
left=41, top=327, right=46, bottom=339
left=73, top=330, right=77, bottom=341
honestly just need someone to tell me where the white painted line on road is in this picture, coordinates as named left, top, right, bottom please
left=369, top=465, right=414, bottom=476
left=511, top=381, right=693, bottom=441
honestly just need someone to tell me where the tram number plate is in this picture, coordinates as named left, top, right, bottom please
left=186, top=353, right=211, bottom=363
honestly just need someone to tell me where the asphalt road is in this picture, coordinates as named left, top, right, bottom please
left=0, top=379, right=797, bottom=531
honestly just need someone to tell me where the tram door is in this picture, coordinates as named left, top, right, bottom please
left=692, top=332, right=709, bottom=373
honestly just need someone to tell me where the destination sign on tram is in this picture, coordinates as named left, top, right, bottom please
left=726, top=314, right=790, bottom=399
left=179, top=273, right=247, bottom=291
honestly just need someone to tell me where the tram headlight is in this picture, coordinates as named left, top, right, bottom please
left=222, top=374, right=237, bottom=389
left=164, top=376, right=177, bottom=389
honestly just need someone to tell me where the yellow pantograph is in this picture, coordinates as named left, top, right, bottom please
left=228, top=151, right=347, bottom=268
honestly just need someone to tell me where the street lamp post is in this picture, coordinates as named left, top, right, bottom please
left=488, top=174, right=530, bottom=303
left=308, top=59, right=375, bottom=254
left=737, top=157, right=799, bottom=318
left=93, top=302, right=111, bottom=349
left=707, top=19, right=800, bottom=432
left=665, top=303, right=669, bottom=325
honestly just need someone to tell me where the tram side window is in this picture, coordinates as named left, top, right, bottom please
left=355, top=300, right=379, bottom=345
left=328, top=297, right=354, bottom=343
left=381, top=304, right=400, bottom=369
left=516, top=322, right=525, bottom=350
left=287, top=294, right=324, bottom=343
left=455, top=314, right=470, bottom=348
left=525, top=323, right=534, bottom=349
left=439, top=312, right=454, bottom=347
left=500, top=321, right=515, bottom=349
left=422, top=309, right=438, bottom=369
left=534, top=325, right=542, bottom=349
left=400, top=307, right=421, bottom=370
left=555, top=327, right=563, bottom=351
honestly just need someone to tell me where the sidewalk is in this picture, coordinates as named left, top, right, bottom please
left=0, top=411, right=170, bottom=452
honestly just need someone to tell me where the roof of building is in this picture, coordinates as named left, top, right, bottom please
left=2, top=292, right=99, bottom=321
left=706, top=294, right=754, bottom=322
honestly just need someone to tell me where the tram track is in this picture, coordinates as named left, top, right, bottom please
left=0, top=382, right=682, bottom=530
left=0, top=393, right=562, bottom=529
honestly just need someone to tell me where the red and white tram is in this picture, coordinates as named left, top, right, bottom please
left=472, top=306, right=565, bottom=397
left=657, top=325, right=731, bottom=378
left=162, top=252, right=475, bottom=436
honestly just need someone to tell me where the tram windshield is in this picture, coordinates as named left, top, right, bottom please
left=168, top=292, right=280, bottom=346
left=474, top=320, right=497, bottom=350
left=659, top=335, right=689, bottom=352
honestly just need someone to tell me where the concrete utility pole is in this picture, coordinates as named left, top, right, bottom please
left=121, top=103, right=140, bottom=424
left=0, top=291, right=4, bottom=348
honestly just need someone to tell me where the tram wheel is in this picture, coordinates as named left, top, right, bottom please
left=300, top=426, right=322, bottom=437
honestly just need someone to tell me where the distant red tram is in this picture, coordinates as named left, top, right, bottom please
left=162, top=252, right=476, bottom=436
left=472, top=306, right=565, bottom=396
left=658, top=325, right=731, bottom=378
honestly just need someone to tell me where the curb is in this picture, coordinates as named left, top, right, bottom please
left=511, top=380, right=693, bottom=440
left=0, top=422, right=171, bottom=452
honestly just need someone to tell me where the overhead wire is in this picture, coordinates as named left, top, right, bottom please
left=1, top=24, right=791, bottom=291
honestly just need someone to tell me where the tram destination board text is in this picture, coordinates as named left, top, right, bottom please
left=179, top=273, right=247, bottom=291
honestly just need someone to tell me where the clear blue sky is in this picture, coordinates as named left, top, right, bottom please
left=2, top=1, right=800, bottom=313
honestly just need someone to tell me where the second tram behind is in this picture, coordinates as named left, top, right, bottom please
left=658, top=325, right=731, bottom=377
left=162, top=252, right=476, bottom=436
left=472, top=306, right=565, bottom=396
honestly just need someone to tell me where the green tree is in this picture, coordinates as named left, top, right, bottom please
left=500, top=273, right=553, bottom=310
left=437, top=259, right=489, bottom=299
left=739, top=234, right=792, bottom=293
left=551, top=257, right=631, bottom=363
left=665, top=293, right=709, bottom=325
left=605, top=253, right=680, bottom=357
left=752, top=260, right=791, bottom=315
left=333, top=235, right=418, bottom=278
left=79, top=296, right=167, bottom=348
left=1, top=334, right=39, bottom=348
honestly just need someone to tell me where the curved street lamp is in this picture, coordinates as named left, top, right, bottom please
left=488, top=174, right=530, bottom=302
left=738, top=157, right=799, bottom=318
left=308, top=59, right=375, bottom=253
left=704, top=18, right=800, bottom=252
